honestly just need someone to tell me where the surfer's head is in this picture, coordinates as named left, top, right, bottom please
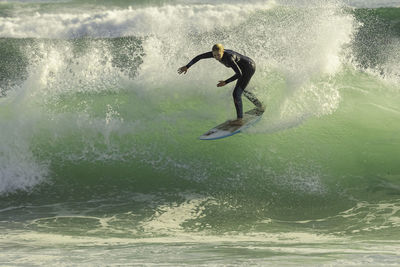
left=212, top=44, right=224, bottom=61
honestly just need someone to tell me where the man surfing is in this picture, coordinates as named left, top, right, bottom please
left=178, top=44, right=264, bottom=126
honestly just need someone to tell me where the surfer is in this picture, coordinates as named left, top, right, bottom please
left=178, top=44, right=264, bottom=126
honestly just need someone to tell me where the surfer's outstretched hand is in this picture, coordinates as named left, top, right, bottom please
left=217, top=80, right=227, bottom=87
left=178, top=66, right=188, bottom=74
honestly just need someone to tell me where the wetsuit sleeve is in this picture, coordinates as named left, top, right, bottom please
left=224, top=56, right=242, bottom=84
left=186, top=52, right=213, bottom=68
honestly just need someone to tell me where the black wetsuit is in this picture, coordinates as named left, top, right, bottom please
left=186, top=49, right=262, bottom=118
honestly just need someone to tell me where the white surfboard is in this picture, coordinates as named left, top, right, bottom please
left=199, top=108, right=264, bottom=140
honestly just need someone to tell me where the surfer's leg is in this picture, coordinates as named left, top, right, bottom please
left=243, top=90, right=264, bottom=110
left=239, top=67, right=264, bottom=111
left=232, top=84, right=244, bottom=119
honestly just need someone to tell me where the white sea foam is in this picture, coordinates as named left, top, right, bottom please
left=0, top=100, right=48, bottom=194
left=0, top=3, right=274, bottom=38
left=2, top=226, right=400, bottom=266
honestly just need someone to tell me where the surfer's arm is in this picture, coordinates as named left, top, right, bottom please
left=224, top=57, right=242, bottom=84
left=178, top=52, right=213, bottom=74
left=185, top=52, right=213, bottom=68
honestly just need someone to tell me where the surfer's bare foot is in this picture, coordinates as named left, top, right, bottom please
left=257, top=104, right=265, bottom=112
left=229, top=118, right=244, bottom=126
left=254, top=104, right=265, bottom=115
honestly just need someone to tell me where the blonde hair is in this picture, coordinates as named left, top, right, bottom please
left=212, top=44, right=224, bottom=52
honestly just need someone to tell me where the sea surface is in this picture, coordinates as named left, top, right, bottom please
left=1, top=0, right=400, bottom=266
